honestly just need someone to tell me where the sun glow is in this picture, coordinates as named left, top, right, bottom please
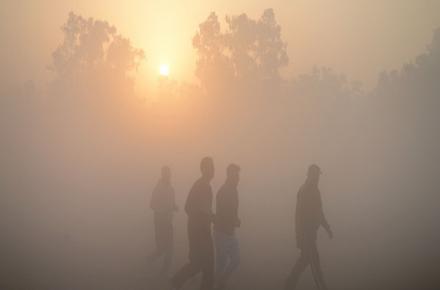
left=159, top=64, right=170, bottom=76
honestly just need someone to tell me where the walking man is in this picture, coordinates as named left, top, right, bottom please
left=214, top=164, right=241, bottom=289
left=285, top=164, right=333, bottom=290
left=148, top=166, right=178, bottom=275
left=171, top=157, right=215, bottom=290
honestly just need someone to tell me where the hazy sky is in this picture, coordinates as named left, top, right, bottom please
left=2, top=0, right=440, bottom=88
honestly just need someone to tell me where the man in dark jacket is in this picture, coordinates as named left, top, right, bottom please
left=214, top=164, right=241, bottom=289
left=285, top=164, right=333, bottom=290
left=171, top=157, right=215, bottom=290
left=148, top=166, right=178, bottom=274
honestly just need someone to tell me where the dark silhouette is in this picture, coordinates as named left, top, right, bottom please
left=148, top=166, right=178, bottom=275
left=193, top=9, right=288, bottom=92
left=214, top=164, right=241, bottom=289
left=171, top=157, right=215, bottom=290
left=51, top=12, right=144, bottom=82
left=285, top=165, right=333, bottom=290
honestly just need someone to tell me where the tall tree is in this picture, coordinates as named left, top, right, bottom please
left=50, top=12, right=144, bottom=97
left=193, top=9, right=288, bottom=92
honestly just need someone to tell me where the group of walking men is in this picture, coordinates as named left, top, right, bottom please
left=148, top=157, right=332, bottom=290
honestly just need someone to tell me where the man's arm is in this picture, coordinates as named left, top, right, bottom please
left=295, top=191, right=304, bottom=248
left=150, top=182, right=159, bottom=210
left=233, top=191, right=240, bottom=227
left=171, top=187, right=178, bottom=211
left=318, top=191, right=333, bottom=239
left=184, top=182, right=197, bottom=215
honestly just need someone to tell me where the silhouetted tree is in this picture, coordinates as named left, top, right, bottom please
left=276, top=67, right=363, bottom=157
left=375, top=27, right=440, bottom=115
left=50, top=12, right=144, bottom=97
left=45, top=11, right=148, bottom=146
left=366, top=27, right=440, bottom=290
left=226, top=9, right=288, bottom=81
left=193, top=12, right=234, bottom=92
left=372, top=27, right=440, bottom=172
left=193, top=9, right=288, bottom=92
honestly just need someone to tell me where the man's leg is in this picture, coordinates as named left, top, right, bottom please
left=148, top=213, right=166, bottom=262
left=215, top=231, right=228, bottom=280
left=310, top=244, right=328, bottom=290
left=171, top=262, right=201, bottom=289
left=200, top=260, right=214, bottom=290
left=285, top=248, right=310, bottom=290
left=162, top=245, right=173, bottom=275
left=171, top=220, right=202, bottom=289
left=219, top=235, right=240, bottom=287
left=200, top=234, right=215, bottom=290
left=161, top=216, right=174, bottom=274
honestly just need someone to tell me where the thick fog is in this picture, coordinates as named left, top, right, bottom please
left=1, top=8, right=440, bottom=290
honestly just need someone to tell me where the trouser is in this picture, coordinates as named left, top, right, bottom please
left=172, top=220, right=214, bottom=290
left=148, top=212, right=174, bottom=272
left=285, top=233, right=327, bottom=290
left=214, top=230, right=240, bottom=284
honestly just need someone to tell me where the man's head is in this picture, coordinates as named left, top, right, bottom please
left=226, top=163, right=240, bottom=187
left=200, top=157, right=214, bottom=181
left=307, top=164, right=322, bottom=184
left=161, top=166, right=171, bottom=183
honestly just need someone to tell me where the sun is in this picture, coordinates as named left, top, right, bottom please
left=159, top=64, right=170, bottom=77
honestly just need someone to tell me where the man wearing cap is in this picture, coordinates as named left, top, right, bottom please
left=214, top=164, right=241, bottom=289
left=285, top=164, right=333, bottom=290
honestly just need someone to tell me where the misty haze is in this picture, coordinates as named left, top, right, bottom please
left=1, top=1, right=440, bottom=290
